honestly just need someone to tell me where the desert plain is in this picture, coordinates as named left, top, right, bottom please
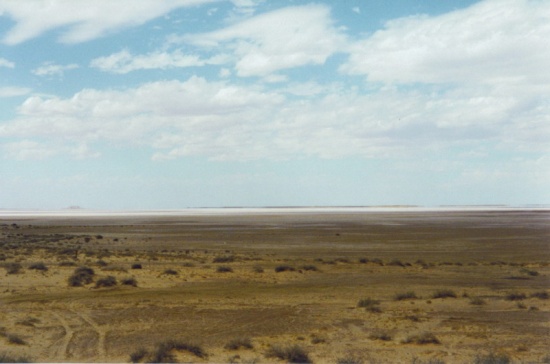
left=0, top=209, right=549, bottom=363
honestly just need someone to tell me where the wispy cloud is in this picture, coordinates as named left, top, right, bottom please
left=181, top=4, right=347, bottom=77
left=0, top=0, right=220, bottom=45
left=90, top=49, right=228, bottom=74
left=0, top=57, right=15, bottom=68
left=2, top=140, right=100, bottom=160
left=32, top=62, right=79, bottom=77
left=0, top=86, right=31, bottom=98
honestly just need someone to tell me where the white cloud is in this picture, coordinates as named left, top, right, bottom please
left=3, top=140, right=58, bottom=160
left=183, top=4, right=347, bottom=77
left=1, top=74, right=546, bottom=162
left=2, top=139, right=99, bottom=160
left=341, top=0, right=550, bottom=86
left=0, top=0, right=219, bottom=45
left=0, top=57, right=15, bottom=68
left=32, top=62, right=79, bottom=77
left=90, top=49, right=228, bottom=74
left=352, top=7, right=360, bottom=14
left=0, top=86, right=31, bottom=98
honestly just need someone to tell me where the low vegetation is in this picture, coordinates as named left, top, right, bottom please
left=0, top=352, right=32, bottom=363
left=432, top=290, right=457, bottom=299
left=470, top=297, right=486, bottom=306
left=336, top=353, right=364, bottom=364
left=369, top=332, right=392, bottom=341
left=358, top=298, right=382, bottom=313
left=7, top=333, right=27, bottom=345
left=505, top=292, right=526, bottom=301
left=265, top=344, right=312, bottom=364
left=473, top=352, right=511, bottom=364
left=28, top=262, right=48, bottom=271
left=394, top=291, right=418, bottom=301
left=4, top=262, right=22, bottom=274
left=224, top=337, right=253, bottom=350
left=121, top=277, right=138, bottom=286
left=213, top=255, right=235, bottom=263
left=530, top=291, right=549, bottom=299
left=275, top=265, right=296, bottom=272
left=68, top=266, right=95, bottom=287
left=95, top=276, right=117, bottom=288
left=402, top=332, right=441, bottom=345
left=301, top=265, right=318, bottom=271
left=162, top=269, right=178, bottom=275
left=216, top=266, right=233, bottom=273
left=130, top=340, right=207, bottom=363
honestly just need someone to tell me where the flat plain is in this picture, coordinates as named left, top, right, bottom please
left=1, top=210, right=549, bottom=363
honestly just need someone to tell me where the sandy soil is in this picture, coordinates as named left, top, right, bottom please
left=0, top=210, right=549, bottom=363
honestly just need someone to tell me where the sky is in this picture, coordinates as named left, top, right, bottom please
left=0, top=0, right=549, bottom=210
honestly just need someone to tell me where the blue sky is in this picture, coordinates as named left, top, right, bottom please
left=0, top=0, right=549, bottom=209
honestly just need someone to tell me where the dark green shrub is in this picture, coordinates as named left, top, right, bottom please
left=4, top=262, right=22, bottom=274
left=301, top=265, right=318, bottom=271
left=520, top=268, right=539, bottom=276
left=131, top=263, right=142, bottom=269
left=531, top=291, right=549, bottom=299
left=75, top=266, right=95, bottom=276
left=163, top=269, right=178, bottom=275
left=388, top=259, right=405, bottom=267
left=369, top=332, right=392, bottom=341
left=95, top=260, right=108, bottom=267
left=470, top=297, right=486, bottom=305
left=275, top=265, right=295, bottom=272
left=265, top=345, right=311, bottom=364
left=337, top=353, right=364, bottom=364
left=216, top=266, right=233, bottom=273
left=28, top=262, right=48, bottom=271
left=473, top=352, right=511, bottom=364
left=0, top=352, right=31, bottom=363
left=95, top=276, right=117, bottom=288
left=121, top=277, right=138, bottom=287
left=7, top=334, right=26, bottom=345
left=358, top=298, right=381, bottom=313
left=403, top=332, right=441, bottom=345
left=225, top=337, right=253, bottom=350
left=151, top=340, right=206, bottom=362
left=358, top=258, right=369, bottom=264
left=432, top=290, right=457, bottom=299
left=394, top=291, right=417, bottom=301
left=213, top=255, right=235, bottom=263
left=506, top=292, right=526, bottom=301
left=68, top=266, right=95, bottom=286
left=371, top=258, right=384, bottom=265
left=129, top=347, right=148, bottom=363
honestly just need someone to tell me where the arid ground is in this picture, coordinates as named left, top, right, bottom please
left=1, top=210, right=549, bottom=363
